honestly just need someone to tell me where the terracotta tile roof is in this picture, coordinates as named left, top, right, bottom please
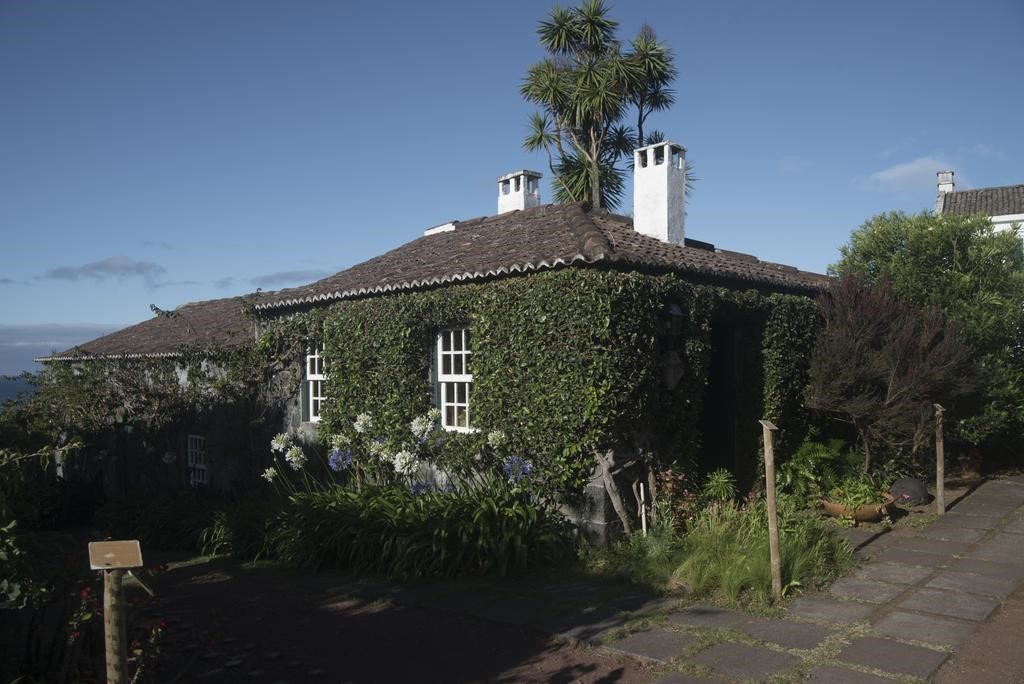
left=942, top=184, right=1024, bottom=217
left=255, top=203, right=827, bottom=312
left=39, top=295, right=258, bottom=361
left=47, top=204, right=827, bottom=360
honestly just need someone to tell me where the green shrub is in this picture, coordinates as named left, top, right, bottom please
left=200, top=497, right=279, bottom=560
left=94, top=491, right=215, bottom=551
left=207, top=480, right=571, bottom=578
left=776, top=439, right=846, bottom=504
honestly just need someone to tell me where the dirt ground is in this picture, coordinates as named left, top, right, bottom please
left=129, top=558, right=656, bottom=684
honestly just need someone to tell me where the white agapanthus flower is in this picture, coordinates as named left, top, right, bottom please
left=426, top=408, right=441, bottom=422
left=369, top=437, right=391, bottom=459
left=410, top=414, right=433, bottom=440
left=330, top=433, right=351, bottom=449
left=285, top=445, right=307, bottom=470
left=270, top=433, right=290, bottom=453
left=353, top=412, right=373, bottom=434
left=486, top=429, right=507, bottom=450
left=261, top=467, right=278, bottom=482
left=392, top=450, right=418, bottom=477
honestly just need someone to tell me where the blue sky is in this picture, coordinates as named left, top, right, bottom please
left=1, top=0, right=1022, bottom=374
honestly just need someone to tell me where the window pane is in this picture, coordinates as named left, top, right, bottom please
left=442, top=355, right=451, bottom=375
left=456, top=382, right=466, bottom=403
left=445, top=405, right=455, bottom=427
left=464, top=353, right=471, bottom=374
left=453, top=331, right=463, bottom=351
left=457, top=406, right=468, bottom=427
left=464, top=329, right=471, bottom=349
left=442, top=332, right=452, bottom=351
left=453, top=355, right=463, bottom=375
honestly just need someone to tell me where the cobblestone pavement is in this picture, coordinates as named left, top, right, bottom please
left=592, top=475, right=1024, bottom=682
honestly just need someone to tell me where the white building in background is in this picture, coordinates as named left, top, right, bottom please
left=935, top=170, right=1024, bottom=234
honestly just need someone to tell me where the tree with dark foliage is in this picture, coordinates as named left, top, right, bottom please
left=806, top=275, right=977, bottom=472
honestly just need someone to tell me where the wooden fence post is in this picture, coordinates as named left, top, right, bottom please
left=934, top=404, right=946, bottom=515
left=88, top=540, right=144, bottom=684
left=104, top=569, right=128, bottom=684
left=760, top=420, right=782, bottom=599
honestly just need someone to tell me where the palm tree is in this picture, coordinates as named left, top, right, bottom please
left=521, top=2, right=683, bottom=210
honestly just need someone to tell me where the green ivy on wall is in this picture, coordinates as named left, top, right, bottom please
left=292, top=267, right=820, bottom=497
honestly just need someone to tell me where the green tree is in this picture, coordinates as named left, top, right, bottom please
left=521, top=1, right=677, bottom=209
left=831, top=211, right=1024, bottom=449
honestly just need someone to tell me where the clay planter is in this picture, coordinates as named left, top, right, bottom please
left=821, top=494, right=897, bottom=523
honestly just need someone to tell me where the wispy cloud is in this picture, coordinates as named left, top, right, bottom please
left=0, top=278, right=18, bottom=285
left=250, top=269, right=330, bottom=288
left=45, top=255, right=166, bottom=283
left=779, top=155, right=810, bottom=173
left=0, top=323, right=123, bottom=375
left=960, top=143, right=1003, bottom=160
left=860, top=156, right=951, bottom=193
left=214, top=277, right=236, bottom=289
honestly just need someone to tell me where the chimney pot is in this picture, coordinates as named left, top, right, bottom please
left=497, top=170, right=542, bottom=214
left=633, top=141, right=686, bottom=245
left=936, top=170, right=955, bottom=213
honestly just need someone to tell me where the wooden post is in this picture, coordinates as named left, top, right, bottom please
left=934, top=404, right=946, bottom=515
left=88, top=540, right=143, bottom=684
left=104, top=569, right=128, bottom=684
left=760, top=419, right=782, bottom=599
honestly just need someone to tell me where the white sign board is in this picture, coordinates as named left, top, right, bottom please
left=88, top=540, right=144, bottom=570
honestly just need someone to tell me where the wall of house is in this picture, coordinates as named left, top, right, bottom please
left=274, top=266, right=820, bottom=541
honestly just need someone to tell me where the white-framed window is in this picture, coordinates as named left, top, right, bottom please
left=437, top=328, right=472, bottom=431
left=306, top=344, right=325, bottom=423
left=187, top=434, right=208, bottom=487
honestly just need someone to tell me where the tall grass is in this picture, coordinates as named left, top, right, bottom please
left=671, top=497, right=852, bottom=603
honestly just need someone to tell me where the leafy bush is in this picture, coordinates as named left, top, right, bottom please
left=199, top=497, right=279, bottom=560
left=203, top=480, right=571, bottom=578
left=671, top=497, right=852, bottom=604
left=702, top=468, right=737, bottom=504
left=95, top=491, right=215, bottom=551
left=776, top=439, right=846, bottom=504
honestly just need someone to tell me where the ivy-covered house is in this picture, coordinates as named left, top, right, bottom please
left=40, top=142, right=826, bottom=538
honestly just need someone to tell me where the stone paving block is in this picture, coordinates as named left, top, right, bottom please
left=666, top=605, right=749, bottom=630
left=875, top=547, right=951, bottom=567
left=916, top=523, right=988, bottom=543
left=1002, top=517, right=1024, bottom=535
left=852, top=561, right=934, bottom=585
left=786, top=596, right=876, bottom=624
left=949, top=557, right=1024, bottom=582
left=838, top=636, right=947, bottom=679
left=871, top=610, right=976, bottom=649
left=941, top=513, right=1005, bottom=530
left=601, top=629, right=695, bottom=664
left=966, top=541, right=1022, bottom=564
left=741, top=619, right=831, bottom=650
left=651, top=673, right=719, bottom=683
left=889, top=536, right=974, bottom=556
left=897, top=587, right=1000, bottom=621
left=926, top=570, right=1017, bottom=598
left=981, top=531, right=1024, bottom=548
left=691, top=642, right=800, bottom=680
left=829, top=577, right=906, bottom=604
left=805, top=665, right=895, bottom=682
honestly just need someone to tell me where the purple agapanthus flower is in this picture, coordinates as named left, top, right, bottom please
left=433, top=435, right=445, bottom=447
left=502, top=455, right=534, bottom=484
left=409, top=480, right=432, bottom=496
left=328, top=448, right=353, bottom=472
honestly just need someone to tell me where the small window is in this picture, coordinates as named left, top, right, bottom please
left=187, top=435, right=207, bottom=487
left=436, top=328, right=472, bottom=431
left=307, top=345, right=326, bottom=423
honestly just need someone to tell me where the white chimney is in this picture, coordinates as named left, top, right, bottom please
left=497, top=170, right=542, bottom=214
left=935, top=170, right=955, bottom=213
left=633, top=141, right=686, bottom=245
